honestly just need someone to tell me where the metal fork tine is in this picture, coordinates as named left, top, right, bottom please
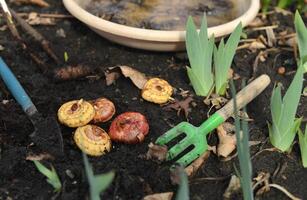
left=155, top=122, right=191, bottom=145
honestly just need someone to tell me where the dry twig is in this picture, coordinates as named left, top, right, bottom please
left=10, top=9, right=60, bottom=64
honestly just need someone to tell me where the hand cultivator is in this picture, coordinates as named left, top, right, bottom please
left=156, top=74, right=271, bottom=167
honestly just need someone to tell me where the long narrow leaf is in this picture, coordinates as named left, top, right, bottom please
left=175, top=167, right=189, bottom=200
left=214, top=23, right=242, bottom=95
left=294, top=11, right=307, bottom=61
left=186, top=16, right=214, bottom=96
left=277, top=0, right=293, bottom=8
left=230, top=80, right=254, bottom=200
left=298, top=126, right=307, bottom=168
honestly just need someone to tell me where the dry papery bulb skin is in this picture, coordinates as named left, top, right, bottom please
left=57, top=99, right=95, bottom=127
left=109, top=112, right=149, bottom=144
left=90, top=97, right=116, bottom=123
left=141, top=78, right=173, bottom=104
left=74, top=124, right=111, bottom=156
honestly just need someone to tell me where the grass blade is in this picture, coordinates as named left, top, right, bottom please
left=175, top=167, right=190, bottom=200
left=294, top=11, right=307, bottom=61
left=298, top=126, right=307, bottom=168
left=230, top=80, right=254, bottom=200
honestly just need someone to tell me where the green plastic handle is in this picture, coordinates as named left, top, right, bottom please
left=199, top=113, right=225, bottom=136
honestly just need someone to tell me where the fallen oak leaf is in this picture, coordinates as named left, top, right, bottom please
left=163, top=96, right=194, bottom=118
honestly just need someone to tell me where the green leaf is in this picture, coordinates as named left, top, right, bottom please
left=294, top=11, right=307, bottom=61
left=298, top=126, right=307, bottom=168
left=230, top=80, right=254, bottom=200
left=269, top=118, right=302, bottom=151
left=93, top=172, right=115, bottom=196
left=269, top=63, right=304, bottom=151
left=83, top=153, right=114, bottom=200
left=261, top=0, right=272, bottom=13
left=33, top=161, right=62, bottom=192
left=214, top=23, right=242, bottom=95
left=185, top=16, right=214, bottom=96
left=175, top=167, right=189, bottom=200
left=277, top=0, right=293, bottom=8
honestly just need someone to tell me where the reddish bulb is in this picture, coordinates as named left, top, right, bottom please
left=109, top=112, right=149, bottom=144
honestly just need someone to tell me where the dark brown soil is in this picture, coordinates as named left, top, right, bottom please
left=0, top=1, right=306, bottom=200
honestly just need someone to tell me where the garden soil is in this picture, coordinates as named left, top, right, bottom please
left=0, top=1, right=306, bottom=200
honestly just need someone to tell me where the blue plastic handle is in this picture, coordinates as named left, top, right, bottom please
left=0, top=57, right=37, bottom=114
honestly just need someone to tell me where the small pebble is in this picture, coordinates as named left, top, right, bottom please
left=0, top=44, right=4, bottom=51
left=56, top=28, right=66, bottom=38
left=277, top=66, right=286, bottom=75
left=65, top=169, right=74, bottom=179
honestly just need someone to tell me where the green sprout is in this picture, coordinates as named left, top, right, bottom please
left=185, top=16, right=242, bottom=97
left=294, top=11, right=307, bottom=71
left=214, top=24, right=242, bottom=95
left=186, top=16, right=214, bottom=96
left=298, top=126, right=307, bottom=168
left=64, top=51, right=69, bottom=62
left=268, top=65, right=304, bottom=152
left=33, top=161, right=62, bottom=192
left=231, top=80, right=254, bottom=200
left=83, top=153, right=115, bottom=200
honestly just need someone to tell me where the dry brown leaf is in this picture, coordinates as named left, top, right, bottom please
left=105, top=71, right=121, bottom=86
left=184, top=151, right=210, bottom=177
left=143, top=192, right=174, bottom=200
left=223, top=175, right=241, bottom=199
left=119, top=65, right=148, bottom=89
left=146, top=142, right=168, bottom=161
left=11, top=0, right=49, bottom=7
left=26, top=153, right=53, bottom=161
left=216, top=123, right=236, bottom=157
left=164, top=96, right=193, bottom=118
left=26, top=12, right=55, bottom=25
left=204, top=94, right=228, bottom=109
left=248, top=17, right=266, bottom=27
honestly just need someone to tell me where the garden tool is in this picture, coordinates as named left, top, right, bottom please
left=156, top=74, right=271, bottom=167
left=0, top=57, right=63, bottom=156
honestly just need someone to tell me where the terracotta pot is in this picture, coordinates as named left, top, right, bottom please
left=63, top=0, right=260, bottom=51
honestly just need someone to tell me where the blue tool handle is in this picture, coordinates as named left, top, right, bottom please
left=0, top=57, right=37, bottom=115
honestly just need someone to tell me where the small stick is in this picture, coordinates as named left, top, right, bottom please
left=0, top=12, right=73, bottom=19
left=10, top=9, right=60, bottom=65
left=0, top=0, right=49, bottom=72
